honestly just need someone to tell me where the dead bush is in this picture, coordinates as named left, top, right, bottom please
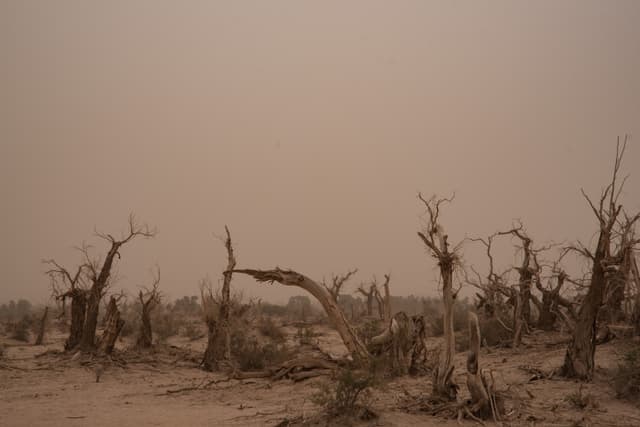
left=258, top=316, right=285, bottom=343
left=231, top=329, right=292, bottom=371
left=355, top=319, right=385, bottom=346
left=312, top=368, right=378, bottom=421
left=11, top=315, right=31, bottom=342
left=295, top=325, right=319, bottom=346
left=565, top=385, right=598, bottom=410
left=613, top=346, right=640, bottom=402
left=479, top=316, right=513, bottom=347
left=183, top=321, right=204, bottom=341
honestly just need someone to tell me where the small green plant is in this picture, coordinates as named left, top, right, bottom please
left=613, top=346, right=640, bottom=401
left=312, top=368, right=378, bottom=420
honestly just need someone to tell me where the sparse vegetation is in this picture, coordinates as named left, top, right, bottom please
left=312, top=368, right=378, bottom=420
left=11, top=315, right=31, bottom=342
left=613, top=346, right=640, bottom=402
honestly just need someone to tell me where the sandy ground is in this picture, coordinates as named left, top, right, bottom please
left=2, top=325, right=640, bottom=426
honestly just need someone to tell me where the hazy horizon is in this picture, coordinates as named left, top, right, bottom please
left=2, top=1, right=639, bottom=305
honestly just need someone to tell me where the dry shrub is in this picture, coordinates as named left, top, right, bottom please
left=258, top=316, right=285, bottom=343
left=479, top=316, right=513, bottom=347
left=355, top=319, right=385, bottom=346
left=295, top=325, right=319, bottom=346
left=312, top=368, right=378, bottom=421
left=613, top=346, right=640, bottom=402
left=565, top=385, right=598, bottom=410
left=11, top=315, right=31, bottom=342
left=230, top=329, right=292, bottom=371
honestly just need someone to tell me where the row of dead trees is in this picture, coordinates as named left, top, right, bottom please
left=44, top=139, right=639, bottom=421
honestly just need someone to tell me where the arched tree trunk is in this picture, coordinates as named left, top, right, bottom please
left=234, top=268, right=371, bottom=365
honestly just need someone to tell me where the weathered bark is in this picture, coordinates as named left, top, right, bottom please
left=136, top=295, right=153, bottom=348
left=136, top=268, right=161, bottom=349
left=436, top=255, right=456, bottom=398
left=631, top=256, right=640, bottom=335
left=35, top=307, right=49, bottom=345
left=202, top=226, right=237, bottom=371
left=561, top=232, right=609, bottom=379
left=98, top=297, right=125, bottom=355
left=466, top=312, right=494, bottom=419
left=65, top=289, right=87, bottom=351
left=512, top=288, right=524, bottom=347
left=234, top=268, right=371, bottom=365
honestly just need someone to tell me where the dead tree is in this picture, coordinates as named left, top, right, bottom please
left=417, top=193, right=462, bottom=400
left=202, top=226, right=237, bottom=371
left=497, top=223, right=537, bottom=347
left=136, top=267, right=161, bottom=349
left=233, top=268, right=371, bottom=365
left=35, top=307, right=49, bottom=345
left=356, top=283, right=376, bottom=317
left=630, top=255, right=640, bottom=335
left=369, top=312, right=428, bottom=375
left=535, top=252, right=577, bottom=331
left=44, top=260, right=89, bottom=351
left=466, top=234, right=512, bottom=324
left=372, top=274, right=392, bottom=324
left=80, top=214, right=156, bottom=351
left=561, top=139, right=640, bottom=380
left=466, top=312, right=500, bottom=420
left=323, top=269, right=358, bottom=303
left=98, top=296, right=125, bottom=355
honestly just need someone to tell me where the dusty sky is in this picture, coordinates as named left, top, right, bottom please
left=1, top=1, right=639, bottom=305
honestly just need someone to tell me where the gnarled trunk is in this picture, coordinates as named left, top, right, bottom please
left=65, top=290, right=87, bottom=351
left=98, top=297, right=124, bottom=355
left=561, top=231, right=609, bottom=380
